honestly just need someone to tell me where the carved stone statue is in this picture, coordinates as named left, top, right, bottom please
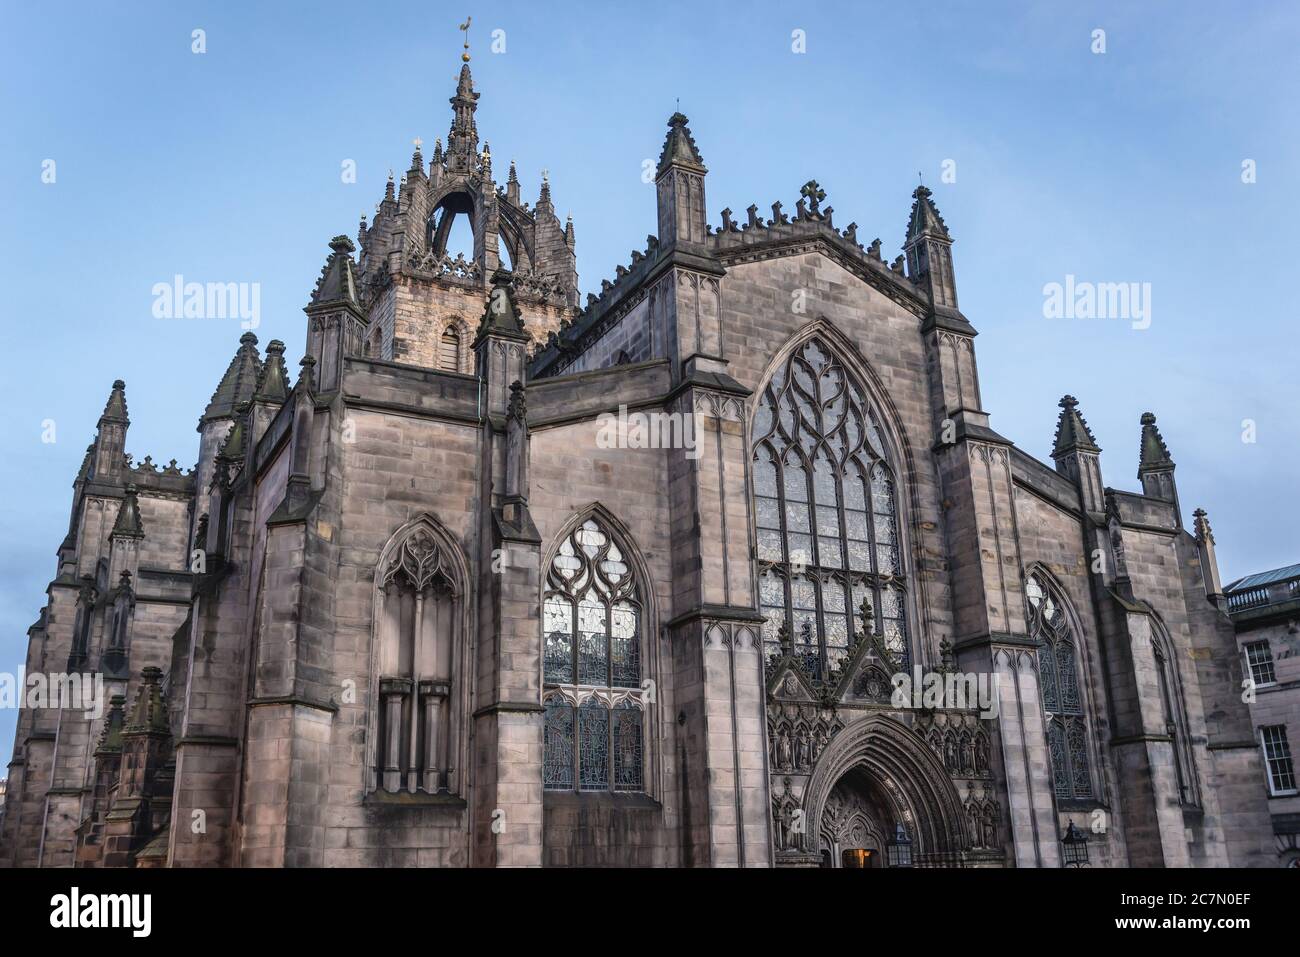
left=982, top=805, right=999, bottom=849
left=967, top=802, right=983, bottom=848
left=777, top=728, right=792, bottom=771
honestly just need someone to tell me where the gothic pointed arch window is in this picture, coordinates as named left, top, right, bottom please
left=369, top=518, right=466, bottom=796
left=439, top=325, right=462, bottom=373
left=753, top=337, right=909, bottom=681
left=1025, top=573, right=1092, bottom=800
left=543, top=516, right=645, bottom=792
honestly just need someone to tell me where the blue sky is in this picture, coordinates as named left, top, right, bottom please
left=1, top=1, right=1297, bottom=754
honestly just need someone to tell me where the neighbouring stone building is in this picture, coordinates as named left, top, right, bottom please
left=1226, top=562, right=1300, bottom=867
left=0, top=51, right=1280, bottom=868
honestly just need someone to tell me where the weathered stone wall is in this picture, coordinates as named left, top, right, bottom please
left=559, top=297, right=654, bottom=374
left=529, top=407, right=678, bottom=865
left=309, top=365, right=482, bottom=866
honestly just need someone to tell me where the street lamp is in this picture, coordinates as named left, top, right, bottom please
left=886, top=822, right=913, bottom=868
left=1061, top=819, right=1090, bottom=868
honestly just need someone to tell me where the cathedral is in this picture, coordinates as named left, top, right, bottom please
left=0, top=49, right=1279, bottom=869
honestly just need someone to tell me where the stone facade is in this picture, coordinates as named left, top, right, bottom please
left=0, top=57, right=1279, bottom=869
left=1226, top=561, right=1300, bottom=867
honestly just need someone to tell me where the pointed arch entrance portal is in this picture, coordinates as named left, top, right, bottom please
left=821, top=767, right=894, bottom=868
left=789, top=714, right=969, bottom=868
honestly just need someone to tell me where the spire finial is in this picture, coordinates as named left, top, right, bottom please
left=906, top=179, right=945, bottom=241
left=1193, top=508, right=1215, bottom=547
left=459, top=15, right=472, bottom=62
left=1052, top=394, right=1100, bottom=457
left=1138, top=411, right=1175, bottom=474
left=100, top=379, right=129, bottom=423
left=656, top=111, right=707, bottom=177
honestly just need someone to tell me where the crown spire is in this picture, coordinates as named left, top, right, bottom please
left=446, top=30, right=480, bottom=167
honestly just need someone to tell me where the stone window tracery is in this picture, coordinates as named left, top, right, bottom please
left=543, top=518, right=645, bottom=792
left=753, top=338, right=909, bottom=681
left=1026, top=574, right=1092, bottom=800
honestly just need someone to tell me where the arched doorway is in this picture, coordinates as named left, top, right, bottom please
left=820, top=765, right=896, bottom=868
left=802, top=714, right=968, bottom=867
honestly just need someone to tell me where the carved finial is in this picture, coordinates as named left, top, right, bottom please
left=858, top=597, right=875, bottom=638
left=1053, top=394, right=1101, bottom=457
left=507, top=380, right=527, bottom=422
left=1193, top=507, right=1215, bottom=545
left=799, top=180, right=826, bottom=215
left=297, top=355, right=317, bottom=393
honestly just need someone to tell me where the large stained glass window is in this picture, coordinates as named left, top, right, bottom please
left=1025, top=574, right=1092, bottom=800
left=543, top=518, right=645, bottom=792
left=753, top=338, right=909, bottom=681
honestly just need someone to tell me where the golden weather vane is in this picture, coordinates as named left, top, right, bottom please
left=459, top=16, right=472, bottom=62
